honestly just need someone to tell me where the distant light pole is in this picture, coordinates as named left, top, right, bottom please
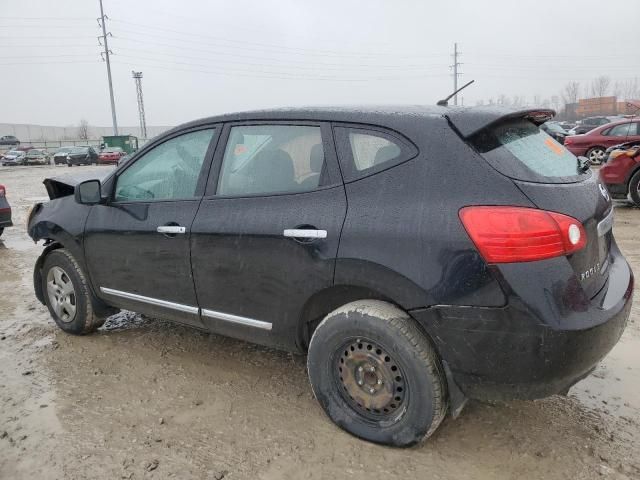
left=132, top=71, right=147, bottom=139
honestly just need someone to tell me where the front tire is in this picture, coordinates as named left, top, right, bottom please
left=307, top=300, right=447, bottom=447
left=629, top=170, right=640, bottom=207
left=42, top=249, right=105, bottom=335
left=587, top=146, right=606, bottom=165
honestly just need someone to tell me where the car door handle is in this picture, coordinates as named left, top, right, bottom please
left=283, top=229, right=327, bottom=239
left=157, top=225, right=186, bottom=234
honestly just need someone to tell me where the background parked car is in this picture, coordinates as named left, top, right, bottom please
left=600, top=140, right=640, bottom=206
left=65, top=146, right=98, bottom=166
left=16, top=145, right=35, bottom=153
left=565, top=118, right=640, bottom=164
left=52, top=147, right=74, bottom=165
left=540, top=122, right=568, bottom=144
left=98, top=146, right=125, bottom=165
left=0, top=184, right=13, bottom=237
left=24, top=148, right=50, bottom=165
left=1, top=150, right=27, bottom=166
left=568, top=116, right=620, bottom=135
left=0, top=135, right=20, bottom=146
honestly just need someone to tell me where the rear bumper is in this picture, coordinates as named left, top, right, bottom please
left=411, top=247, right=634, bottom=402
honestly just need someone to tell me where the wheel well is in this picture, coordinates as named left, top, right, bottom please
left=626, top=165, right=640, bottom=191
left=298, top=285, right=396, bottom=350
left=33, top=241, right=64, bottom=304
left=34, top=241, right=117, bottom=317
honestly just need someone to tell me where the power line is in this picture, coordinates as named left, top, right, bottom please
left=111, top=46, right=448, bottom=73
left=110, top=22, right=446, bottom=60
left=111, top=58, right=450, bottom=82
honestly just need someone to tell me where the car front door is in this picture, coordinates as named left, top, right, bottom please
left=190, top=122, right=347, bottom=349
left=84, top=127, right=218, bottom=327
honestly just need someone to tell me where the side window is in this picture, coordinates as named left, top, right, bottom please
left=115, top=129, right=214, bottom=201
left=334, top=126, right=417, bottom=181
left=606, top=123, right=631, bottom=137
left=217, top=125, right=325, bottom=196
left=631, top=123, right=640, bottom=136
left=349, top=132, right=401, bottom=171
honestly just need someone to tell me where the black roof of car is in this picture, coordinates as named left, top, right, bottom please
left=163, top=105, right=554, bottom=142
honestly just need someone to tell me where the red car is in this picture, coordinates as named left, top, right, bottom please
left=98, top=147, right=125, bottom=165
left=0, top=184, right=12, bottom=237
left=600, top=141, right=640, bottom=206
left=564, top=118, right=640, bottom=164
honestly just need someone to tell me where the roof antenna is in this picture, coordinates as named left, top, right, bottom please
left=437, top=80, right=475, bottom=106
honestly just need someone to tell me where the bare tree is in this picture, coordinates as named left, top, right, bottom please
left=619, top=77, right=639, bottom=100
left=590, top=76, right=611, bottom=97
left=561, top=81, right=580, bottom=106
left=78, top=119, right=90, bottom=140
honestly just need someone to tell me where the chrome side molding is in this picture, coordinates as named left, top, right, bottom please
left=99, top=287, right=199, bottom=314
left=99, top=287, right=272, bottom=331
left=201, top=308, right=272, bottom=331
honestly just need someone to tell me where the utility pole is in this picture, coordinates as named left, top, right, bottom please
left=132, top=71, right=147, bottom=139
left=98, top=0, right=118, bottom=135
left=449, top=43, right=463, bottom=106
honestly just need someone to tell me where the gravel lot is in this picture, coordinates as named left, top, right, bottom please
left=1, top=165, right=639, bottom=479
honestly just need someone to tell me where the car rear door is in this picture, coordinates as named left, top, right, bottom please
left=84, top=126, right=218, bottom=328
left=602, top=122, right=633, bottom=148
left=190, top=121, right=346, bottom=350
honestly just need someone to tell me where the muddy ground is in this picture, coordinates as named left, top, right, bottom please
left=0, top=164, right=639, bottom=479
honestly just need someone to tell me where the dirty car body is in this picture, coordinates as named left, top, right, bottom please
left=28, top=105, right=634, bottom=444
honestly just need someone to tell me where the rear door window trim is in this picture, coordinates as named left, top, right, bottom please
left=203, top=120, right=342, bottom=199
left=331, top=123, right=419, bottom=183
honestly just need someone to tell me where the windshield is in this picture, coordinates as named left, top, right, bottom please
left=470, top=118, right=587, bottom=183
left=69, top=147, right=88, bottom=154
left=7, top=150, right=21, bottom=155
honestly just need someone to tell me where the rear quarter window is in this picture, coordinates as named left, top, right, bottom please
left=333, top=125, right=417, bottom=181
left=469, top=119, right=589, bottom=183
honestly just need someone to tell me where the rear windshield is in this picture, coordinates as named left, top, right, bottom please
left=469, top=118, right=588, bottom=183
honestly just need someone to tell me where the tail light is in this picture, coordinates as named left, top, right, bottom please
left=0, top=185, right=5, bottom=197
left=459, top=206, right=587, bottom=263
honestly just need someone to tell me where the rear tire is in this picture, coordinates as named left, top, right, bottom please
left=307, top=300, right=447, bottom=447
left=587, top=146, right=606, bottom=165
left=629, top=170, right=640, bottom=207
left=42, top=249, right=106, bottom=335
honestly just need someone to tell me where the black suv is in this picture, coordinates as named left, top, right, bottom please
left=27, top=106, right=633, bottom=446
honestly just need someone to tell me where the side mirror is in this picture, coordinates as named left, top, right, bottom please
left=75, top=179, right=102, bottom=205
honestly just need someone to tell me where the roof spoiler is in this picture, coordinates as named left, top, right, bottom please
left=445, top=107, right=556, bottom=138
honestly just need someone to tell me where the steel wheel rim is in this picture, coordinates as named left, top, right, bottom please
left=335, top=338, right=407, bottom=421
left=46, top=266, right=77, bottom=323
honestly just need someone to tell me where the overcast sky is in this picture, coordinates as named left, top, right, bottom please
left=1, top=0, right=639, bottom=129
